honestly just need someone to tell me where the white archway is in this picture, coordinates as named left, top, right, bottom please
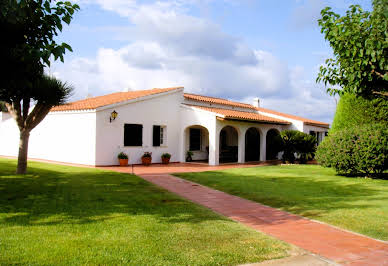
left=183, top=125, right=210, bottom=163
left=219, top=125, right=239, bottom=163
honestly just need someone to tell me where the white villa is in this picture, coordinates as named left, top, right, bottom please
left=0, top=87, right=329, bottom=166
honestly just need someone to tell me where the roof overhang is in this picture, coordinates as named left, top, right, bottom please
left=217, top=117, right=291, bottom=125
left=96, top=87, right=183, bottom=112
left=304, top=122, right=330, bottom=129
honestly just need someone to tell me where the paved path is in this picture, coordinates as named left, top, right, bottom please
left=137, top=173, right=388, bottom=266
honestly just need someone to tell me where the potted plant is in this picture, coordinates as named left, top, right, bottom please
left=117, top=152, right=128, bottom=166
left=161, top=153, right=171, bottom=164
left=141, top=152, right=152, bottom=166
left=186, top=151, right=193, bottom=162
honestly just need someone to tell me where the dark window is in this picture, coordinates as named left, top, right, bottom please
left=124, top=124, right=143, bottom=146
left=153, top=125, right=161, bottom=146
left=189, top=128, right=201, bottom=151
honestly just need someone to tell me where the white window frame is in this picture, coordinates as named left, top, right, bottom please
left=160, top=126, right=167, bottom=146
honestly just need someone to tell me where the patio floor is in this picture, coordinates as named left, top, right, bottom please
left=99, top=160, right=281, bottom=175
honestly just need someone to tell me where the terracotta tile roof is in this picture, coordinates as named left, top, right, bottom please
left=184, top=93, right=256, bottom=110
left=52, top=87, right=183, bottom=111
left=255, top=107, right=330, bottom=128
left=184, top=93, right=329, bottom=128
left=187, top=105, right=291, bottom=125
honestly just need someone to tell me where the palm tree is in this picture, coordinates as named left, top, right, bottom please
left=5, top=75, right=73, bottom=174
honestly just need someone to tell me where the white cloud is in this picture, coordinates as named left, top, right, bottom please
left=52, top=0, right=336, bottom=123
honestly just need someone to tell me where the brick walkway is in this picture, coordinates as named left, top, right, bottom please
left=136, top=173, right=388, bottom=266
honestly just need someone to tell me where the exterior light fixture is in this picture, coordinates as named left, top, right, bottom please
left=110, top=110, right=118, bottom=123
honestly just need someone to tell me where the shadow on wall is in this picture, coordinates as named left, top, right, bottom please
left=0, top=159, right=228, bottom=226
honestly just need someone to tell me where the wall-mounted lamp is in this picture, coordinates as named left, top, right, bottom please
left=110, top=110, right=118, bottom=123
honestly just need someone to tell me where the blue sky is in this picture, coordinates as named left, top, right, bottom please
left=50, top=0, right=371, bottom=123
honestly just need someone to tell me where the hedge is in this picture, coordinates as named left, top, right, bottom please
left=331, top=93, right=388, bottom=133
left=316, top=123, right=388, bottom=176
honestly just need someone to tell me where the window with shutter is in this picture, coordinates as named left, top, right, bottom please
left=153, top=125, right=161, bottom=146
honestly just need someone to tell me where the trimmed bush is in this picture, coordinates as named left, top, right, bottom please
left=316, top=124, right=388, bottom=176
left=331, top=93, right=388, bottom=133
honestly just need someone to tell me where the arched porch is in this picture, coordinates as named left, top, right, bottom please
left=219, top=125, right=239, bottom=163
left=184, top=125, right=210, bottom=162
left=245, top=127, right=261, bottom=162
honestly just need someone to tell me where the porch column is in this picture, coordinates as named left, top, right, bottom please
left=238, top=128, right=246, bottom=163
left=260, top=129, right=267, bottom=161
left=180, top=129, right=186, bottom=162
left=208, top=126, right=219, bottom=165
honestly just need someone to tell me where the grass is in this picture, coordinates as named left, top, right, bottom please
left=176, top=164, right=388, bottom=241
left=0, top=158, right=291, bottom=265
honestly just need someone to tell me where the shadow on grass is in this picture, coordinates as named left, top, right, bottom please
left=0, top=160, right=227, bottom=226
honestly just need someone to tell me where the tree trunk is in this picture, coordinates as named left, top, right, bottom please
left=16, top=130, right=30, bottom=174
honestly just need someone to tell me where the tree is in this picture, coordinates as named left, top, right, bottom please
left=317, top=0, right=388, bottom=98
left=0, top=0, right=79, bottom=174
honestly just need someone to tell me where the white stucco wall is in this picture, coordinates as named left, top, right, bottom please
left=95, top=90, right=183, bottom=165
left=0, top=110, right=97, bottom=165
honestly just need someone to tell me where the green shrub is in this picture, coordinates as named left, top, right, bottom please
left=331, top=93, right=388, bottom=133
left=316, top=124, right=388, bottom=176
left=295, top=134, right=317, bottom=164
left=277, top=130, right=317, bottom=164
left=117, top=152, right=128, bottom=159
left=142, top=152, right=152, bottom=158
left=161, top=153, right=171, bottom=159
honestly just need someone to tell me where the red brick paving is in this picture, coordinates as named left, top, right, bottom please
left=131, top=172, right=388, bottom=266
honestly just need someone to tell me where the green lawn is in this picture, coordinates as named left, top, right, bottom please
left=176, top=165, right=388, bottom=241
left=0, top=158, right=291, bottom=265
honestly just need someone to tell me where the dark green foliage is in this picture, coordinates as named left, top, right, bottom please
left=0, top=101, right=7, bottom=112
left=34, top=75, right=74, bottom=106
left=0, top=0, right=80, bottom=101
left=117, top=152, right=128, bottom=159
left=162, top=153, right=171, bottom=159
left=317, top=0, right=388, bottom=98
left=331, top=93, right=388, bottom=133
left=295, top=134, right=317, bottom=164
left=316, top=124, right=388, bottom=177
left=276, top=130, right=317, bottom=164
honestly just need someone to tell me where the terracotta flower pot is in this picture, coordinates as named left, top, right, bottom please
left=119, top=158, right=128, bottom=166
left=162, top=157, right=170, bottom=164
left=141, top=156, right=152, bottom=166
